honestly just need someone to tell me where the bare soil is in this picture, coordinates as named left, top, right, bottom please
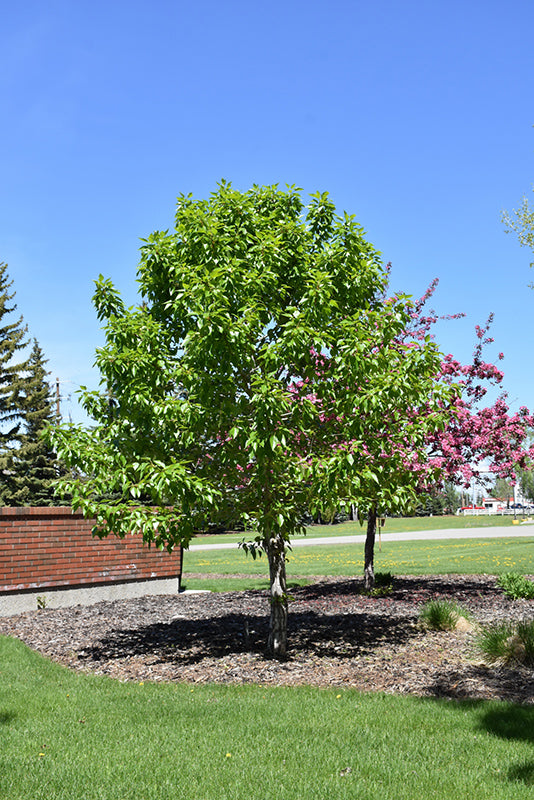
left=2, top=574, right=534, bottom=704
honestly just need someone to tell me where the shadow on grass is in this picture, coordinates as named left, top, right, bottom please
left=478, top=705, right=534, bottom=786
left=507, top=763, right=534, bottom=786
left=0, top=711, right=17, bottom=725
left=409, top=697, right=534, bottom=787
left=481, top=705, right=534, bottom=741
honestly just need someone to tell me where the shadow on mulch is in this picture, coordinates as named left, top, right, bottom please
left=425, top=662, right=534, bottom=706
left=79, top=574, right=505, bottom=668
left=290, top=574, right=502, bottom=602
left=80, top=608, right=417, bottom=666
left=384, top=574, right=500, bottom=599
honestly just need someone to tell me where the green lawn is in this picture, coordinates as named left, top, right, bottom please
left=191, top=514, right=525, bottom=546
left=4, top=519, right=534, bottom=798
left=306, top=514, right=527, bottom=537
left=181, top=535, right=534, bottom=591
left=1, top=635, right=534, bottom=800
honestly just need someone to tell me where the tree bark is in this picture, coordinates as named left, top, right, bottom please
left=266, top=533, right=288, bottom=659
left=363, top=507, right=377, bottom=590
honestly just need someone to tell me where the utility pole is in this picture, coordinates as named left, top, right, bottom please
left=56, top=378, right=61, bottom=422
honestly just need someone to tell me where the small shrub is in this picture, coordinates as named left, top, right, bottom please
left=497, top=572, right=534, bottom=600
left=361, top=571, right=394, bottom=597
left=374, top=571, right=394, bottom=588
left=419, top=599, right=469, bottom=631
left=477, top=619, right=534, bottom=666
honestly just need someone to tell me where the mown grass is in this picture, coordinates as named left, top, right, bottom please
left=306, top=514, right=526, bottom=536
left=182, top=536, right=534, bottom=590
left=192, top=514, right=524, bottom=546
left=2, top=636, right=534, bottom=800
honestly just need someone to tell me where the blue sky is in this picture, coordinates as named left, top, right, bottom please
left=1, top=0, right=533, bottom=423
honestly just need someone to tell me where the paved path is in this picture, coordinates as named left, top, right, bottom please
left=189, top=523, right=534, bottom=551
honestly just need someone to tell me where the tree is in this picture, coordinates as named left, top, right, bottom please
left=0, top=262, right=30, bottom=490
left=0, top=340, right=60, bottom=505
left=413, top=487, right=446, bottom=516
left=49, top=183, right=453, bottom=657
left=504, top=433, right=534, bottom=503
left=492, top=477, right=513, bottom=505
left=519, top=467, right=534, bottom=503
left=356, top=284, right=534, bottom=586
left=442, top=482, right=462, bottom=514
left=421, top=309, right=534, bottom=497
left=412, top=482, right=462, bottom=516
left=502, top=187, right=534, bottom=273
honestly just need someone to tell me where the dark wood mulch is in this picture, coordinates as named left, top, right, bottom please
left=1, top=574, right=534, bottom=704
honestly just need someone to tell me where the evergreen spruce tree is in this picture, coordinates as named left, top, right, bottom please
left=0, top=263, right=60, bottom=505
left=2, top=339, right=60, bottom=505
left=0, top=262, right=30, bottom=480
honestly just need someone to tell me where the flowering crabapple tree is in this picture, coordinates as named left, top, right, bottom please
left=425, top=313, right=534, bottom=492
left=48, top=183, right=455, bottom=658
left=359, top=280, right=534, bottom=588
left=409, top=283, right=534, bottom=495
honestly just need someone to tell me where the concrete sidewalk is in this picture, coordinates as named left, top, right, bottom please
left=188, top=523, right=534, bottom=551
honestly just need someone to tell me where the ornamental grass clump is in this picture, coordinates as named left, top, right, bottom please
left=419, top=599, right=469, bottom=631
left=477, top=619, right=534, bottom=666
left=497, top=572, right=534, bottom=600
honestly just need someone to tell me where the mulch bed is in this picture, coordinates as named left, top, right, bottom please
left=1, top=574, right=534, bottom=704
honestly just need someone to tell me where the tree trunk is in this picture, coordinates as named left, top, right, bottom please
left=266, top=534, right=288, bottom=659
left=363, top=508, right=377, bottom=590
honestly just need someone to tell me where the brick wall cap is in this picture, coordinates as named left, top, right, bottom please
left=0, top=507, right=84, bottom=518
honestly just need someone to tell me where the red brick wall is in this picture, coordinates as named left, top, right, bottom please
left=0, top=507, right=182, bottom=593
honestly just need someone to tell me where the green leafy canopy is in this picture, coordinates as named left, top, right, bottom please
left=47, top=183, right=455, bottom=550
